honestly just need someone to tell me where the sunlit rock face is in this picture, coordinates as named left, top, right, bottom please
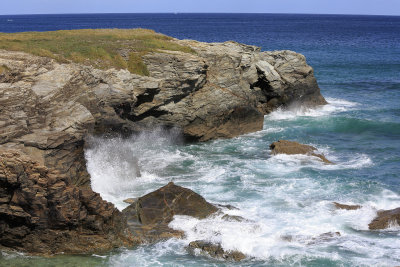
left=0, top=36, right=325, bottom=255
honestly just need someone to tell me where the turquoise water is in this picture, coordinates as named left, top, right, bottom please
left=1, top=14, right=400, bottom=266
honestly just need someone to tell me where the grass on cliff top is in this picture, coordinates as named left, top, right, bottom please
left=0, top=28, right=195, bottom=75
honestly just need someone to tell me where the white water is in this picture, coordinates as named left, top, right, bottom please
left=84, top=98, right=400, bottom=266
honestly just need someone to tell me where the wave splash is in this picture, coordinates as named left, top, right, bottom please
left=85, top=128, right=185, bottom=210
left=267, top=97, right=358, bottom=120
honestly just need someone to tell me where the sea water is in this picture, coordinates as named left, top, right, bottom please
left=0, top=14, right=399, bottom=267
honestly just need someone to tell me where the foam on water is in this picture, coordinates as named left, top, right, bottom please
left=267, top=98, right=359, bottom=121
left=82, top=99, right=399, bottom=266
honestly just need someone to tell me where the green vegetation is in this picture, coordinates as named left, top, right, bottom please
left=0, top=29, right=195, bottom=75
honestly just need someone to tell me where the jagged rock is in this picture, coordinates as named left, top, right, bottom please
left=122, top=182, right=218, bottom=243
left=0, top=150, right=136, bottom=255
left=0, top=35, right=327, bottom=255
left=333, top=202, right=362, bottom=210
left=270, top=140, right=333, bottom=164
left=368, top=207, right=400, bottom=230
left=188, top=240, right=246, bottom=262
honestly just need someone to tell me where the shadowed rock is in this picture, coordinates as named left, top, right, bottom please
left=368, top=207, right=400, bottom=230
left=122, top=182, right=218, bottom=243
left=188, top=240, right=246, bottom=262
left=333, top=202, right=362, bottom=210
left=0, top=150, right=136, bottom=255
left=270, top=140, right=333, bottom=164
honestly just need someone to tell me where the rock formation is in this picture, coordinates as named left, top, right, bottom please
left=122, top=182, right=218, bottom=243
left=270, top=140, right=333, bottom=164
left=333, top=202, right=361, bottom=210
left=0, top=150, right=136, bottom=255
left=368, top=207, right=400, bottom=230
left=188, top=240, right=246, bottom=262
left=0, top=34, right=327, bottom=255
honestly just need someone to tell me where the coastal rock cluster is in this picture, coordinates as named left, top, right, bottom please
left=5, top=33, right=395, bottom=259
left=0, top=150, right=135, bottom=254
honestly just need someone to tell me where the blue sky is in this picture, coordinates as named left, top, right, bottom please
left=1, top=0, right=400, bottom=16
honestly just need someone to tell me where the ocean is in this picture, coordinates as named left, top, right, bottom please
left=0, top=13, right=400, bottom=267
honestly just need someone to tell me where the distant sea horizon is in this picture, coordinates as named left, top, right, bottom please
left=1, top=12, right=400, bottom=16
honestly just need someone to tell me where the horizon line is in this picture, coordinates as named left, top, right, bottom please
left=1, top=12, right=399, bottom=17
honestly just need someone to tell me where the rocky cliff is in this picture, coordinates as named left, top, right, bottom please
left=0, top=35, right=326, bottom=254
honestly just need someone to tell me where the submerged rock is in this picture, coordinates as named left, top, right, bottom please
left=270, top=140, right=333, bottom=164
left=282, top=232, right=341, bottom=245
left=368, top=207, right=400, bottom=230
left=122, top=182, right=218, bottom=243
left=308, top=232, right=341, bottom=245
left=188, top=240, right=246, bottom=262
left=333, top=202, right=362, bottom=210
left=221, top=214, right=247, bottom=222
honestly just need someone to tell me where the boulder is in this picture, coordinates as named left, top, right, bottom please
left=122, top=182, right=218, bottom=242
left=333, top=202, right=361, bottom=210
left=188, top=240, right=246, bottom=262
left=368, top=207, right=400, bottom=230
left=270, top=140, right=333, bottom=164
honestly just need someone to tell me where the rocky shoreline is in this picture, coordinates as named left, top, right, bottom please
left=1, top=32, right=395, bottom=259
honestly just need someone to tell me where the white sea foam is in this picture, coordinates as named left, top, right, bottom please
left=84, top=122, right=399, bottom=266
left=267, top=97, right=358, bottom=120
left=264, top=151, right=373, bottom=174
left=85, top=128, right=188, bottom=210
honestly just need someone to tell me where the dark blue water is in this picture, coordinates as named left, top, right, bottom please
left=1, top=14, right=400, bottom=267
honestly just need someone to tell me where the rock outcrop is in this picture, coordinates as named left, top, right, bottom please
left=188, top=240, right=246, bottom=262
left=0, top=40, right=326, bottom=186
left=122, top=182, right=218, bottom=242
left=0, top=150, right=136, bottom=255
left=0, top=34, right=327, bottom=254
left=333, top=202, right=361, bottom=210
left=270, top=140, right=333, bottom=164
left=368, top=207, right=400, bottom=230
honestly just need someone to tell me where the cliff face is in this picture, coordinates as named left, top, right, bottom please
left=0, top=150, right=136, bottom=255
left=0, top=38, right=326, bottom=254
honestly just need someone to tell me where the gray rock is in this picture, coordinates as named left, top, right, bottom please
left=188, top=240, right=246, bottom=262
left=0, top=37, right=327, bottom=255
